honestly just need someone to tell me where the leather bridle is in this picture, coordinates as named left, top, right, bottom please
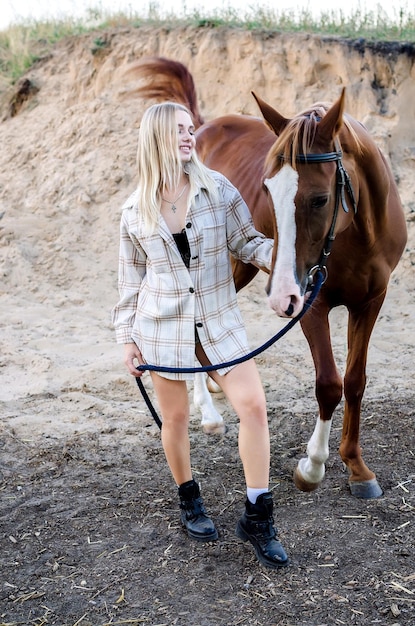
left=279, top=142, right=357, bottom=291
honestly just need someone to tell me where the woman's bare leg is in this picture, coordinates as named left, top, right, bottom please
left=150, top=372, right=192, bottom=486
left=149, top=371, right=218, bottom=542
left=195, top=346, right=288, bottom=566
left=217, top=361, right=270, bottom=488
left=196, top=347, right=269, bottom=489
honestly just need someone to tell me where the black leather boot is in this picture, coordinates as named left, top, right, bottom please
left=178, top=480, right=218, bottom=542
left=236, top=492, right=289, bottom=568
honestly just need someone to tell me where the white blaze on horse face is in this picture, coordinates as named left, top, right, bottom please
left=265, top=165, right=304, bottom=317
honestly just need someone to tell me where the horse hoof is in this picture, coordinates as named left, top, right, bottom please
left=202, top=422, right=227, bottom=435
left=349, top=478, right=383, bottom=499
left=293, top=468, right=321, bottom=492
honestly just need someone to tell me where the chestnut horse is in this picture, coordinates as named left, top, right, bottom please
left=130, top=57, right=407, bottom=499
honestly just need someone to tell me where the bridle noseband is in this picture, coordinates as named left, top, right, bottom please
left=279, top=142, right=357, bottom=292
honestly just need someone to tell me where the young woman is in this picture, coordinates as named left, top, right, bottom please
left=111, top=101, right=288, bottom=569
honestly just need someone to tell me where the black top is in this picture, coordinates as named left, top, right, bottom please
left=173, top=229, right=191, bottom=268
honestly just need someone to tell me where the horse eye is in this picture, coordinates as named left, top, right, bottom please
left=310, top=196, right=328, bottom=209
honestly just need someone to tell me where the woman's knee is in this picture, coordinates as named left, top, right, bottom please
left=237, top=393, right=268, bottom=424
left=161, top=407, right=189, bottom=429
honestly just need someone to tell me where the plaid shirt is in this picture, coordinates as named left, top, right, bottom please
left=111, top=171, right=273, bottom=380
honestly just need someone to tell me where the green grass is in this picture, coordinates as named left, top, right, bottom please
left=0, top=3, right=414, bottom=90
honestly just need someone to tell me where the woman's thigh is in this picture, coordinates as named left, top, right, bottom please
left=196, top=344, right=266, bottom=419
left=150, top=373, right=189, bottom=422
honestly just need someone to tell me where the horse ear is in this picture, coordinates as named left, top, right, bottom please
left=317, top=88, right=346, bottom=142
left=251, top=91, right=289, bottom=136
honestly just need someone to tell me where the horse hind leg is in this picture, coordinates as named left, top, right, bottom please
left=193, top=372, right=226, bottom=435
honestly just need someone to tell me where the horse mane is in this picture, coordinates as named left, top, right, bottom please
left=265, top=103, right=364, bottom=171
left=123, top=56, right=205, bottom=128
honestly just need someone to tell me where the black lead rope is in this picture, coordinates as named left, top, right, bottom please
left=135, top=269, right=325, bottom=429
left=136, top=377, right=163, bottom=430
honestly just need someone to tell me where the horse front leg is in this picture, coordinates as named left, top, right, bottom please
left=294, top=419, right=333, bottom=491
left=193, top=372, right=226, bottom=435
left=293, top=307, right=343, bottom=492
left=339, top=300, right=385, bottom=499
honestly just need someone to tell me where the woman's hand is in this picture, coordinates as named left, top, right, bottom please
left=124, top=342, right=145, bottom=377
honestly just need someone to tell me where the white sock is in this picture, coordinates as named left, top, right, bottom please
left=247, top=487, right=268, bottom=504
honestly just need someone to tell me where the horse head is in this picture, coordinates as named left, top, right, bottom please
left=252, top=89, right=354, bottom=318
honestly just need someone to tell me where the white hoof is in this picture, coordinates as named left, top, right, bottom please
left=202, top=421, right=227, bottom=435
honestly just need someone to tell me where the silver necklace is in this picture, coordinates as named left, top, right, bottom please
left=162, top=183, right=188, bottom=213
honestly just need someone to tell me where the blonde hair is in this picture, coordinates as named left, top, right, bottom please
left=135, top=101, right=218, bottom=233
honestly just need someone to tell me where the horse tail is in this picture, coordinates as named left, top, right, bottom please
left=126, top=56, right=204, bottom=129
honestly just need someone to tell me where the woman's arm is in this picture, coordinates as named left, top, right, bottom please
left=111, top=211, right=147, bottom=343
left=224, top=182, right=273, bottom=272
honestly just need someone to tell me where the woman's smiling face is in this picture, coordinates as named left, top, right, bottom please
left=175, top=109, right=196, bottom=163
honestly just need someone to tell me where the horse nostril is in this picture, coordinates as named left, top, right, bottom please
left=285, top=303, right=294, bottom=316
